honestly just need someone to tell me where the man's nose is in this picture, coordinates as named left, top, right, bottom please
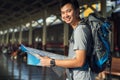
left=64, top=12, right=69, bottom=18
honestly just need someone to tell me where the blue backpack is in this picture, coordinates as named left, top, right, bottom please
left=84, top=13, right=111, bottom=73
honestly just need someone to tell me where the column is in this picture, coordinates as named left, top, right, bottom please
left=2, top=31, right=5, bottom=44
left=101, top=0, right=107, bottom=18
left=110, top=21, right=114, bottom=52
left=42, top=10, right=47, bottom=50
left=6, top=30, right=9, bottom=45
left=63, top=23, right=69, bottom=56
left=11, top=28, right=15, bottom=44
left=28, top=22, right=33, bottom=46
left=19, top=26, right=22, bottom=44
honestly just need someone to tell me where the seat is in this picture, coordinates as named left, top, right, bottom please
left=105, top=57, right=120, bottom=79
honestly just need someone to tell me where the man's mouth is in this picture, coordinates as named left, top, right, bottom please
left=65, top=17, right=71, bottom=22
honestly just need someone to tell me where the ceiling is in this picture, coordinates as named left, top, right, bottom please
left=0, top=0, right=100, bottom=30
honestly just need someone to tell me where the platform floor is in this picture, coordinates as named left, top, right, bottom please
left=0, top=53, right=120, bottom=80
left=0, top=53, right=65, bottom=80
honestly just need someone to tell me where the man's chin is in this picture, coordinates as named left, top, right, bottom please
left=65, top=21, right=71, bottom=24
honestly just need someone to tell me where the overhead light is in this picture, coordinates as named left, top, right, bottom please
left=0, top=31, right=3, bottom=35
left=9, top=28, right=13, bottom=32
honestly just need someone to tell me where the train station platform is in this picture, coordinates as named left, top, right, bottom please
left=0, top=52, right=120, bottom=80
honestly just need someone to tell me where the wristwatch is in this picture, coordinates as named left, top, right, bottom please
left=50, top=59, right=55, bottom=67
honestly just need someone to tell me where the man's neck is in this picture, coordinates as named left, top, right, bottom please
left=71, top=19, right=80, bottom=29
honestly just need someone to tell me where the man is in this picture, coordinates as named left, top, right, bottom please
left=39, top=0, right=95, bottom=80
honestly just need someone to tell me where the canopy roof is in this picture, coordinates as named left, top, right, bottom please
left=0, top=0, right=100, bottom=30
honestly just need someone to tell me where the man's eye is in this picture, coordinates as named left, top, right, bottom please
left=67, top=9, right=71, bottom=12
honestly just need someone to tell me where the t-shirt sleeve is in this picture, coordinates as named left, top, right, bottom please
left=73, top=25, right=90, bottom=51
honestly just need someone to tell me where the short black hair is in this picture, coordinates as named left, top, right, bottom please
left=60, top=0, right=79, bottom=10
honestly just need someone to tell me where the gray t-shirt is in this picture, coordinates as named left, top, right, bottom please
left=67, top=23, right=95, bottom=80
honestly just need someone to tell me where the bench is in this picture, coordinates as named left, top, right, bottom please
left=105, top=57, right=120, bottom=79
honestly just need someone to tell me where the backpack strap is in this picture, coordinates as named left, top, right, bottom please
left=66, top=69, right=72, bottom=80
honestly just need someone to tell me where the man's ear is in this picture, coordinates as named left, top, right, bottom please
left=75, top=9, right=80, bottom=18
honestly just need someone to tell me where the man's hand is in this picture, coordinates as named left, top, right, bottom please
left=39, top=56, right=52, bottom=67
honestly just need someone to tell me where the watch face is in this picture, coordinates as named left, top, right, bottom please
left=50, top=59, right=55, bottom=67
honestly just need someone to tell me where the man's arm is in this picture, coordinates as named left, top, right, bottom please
left=39, top=50, right=86, bottom=68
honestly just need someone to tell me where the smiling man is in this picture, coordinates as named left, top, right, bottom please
left=39, top=0, right=95, bottom=80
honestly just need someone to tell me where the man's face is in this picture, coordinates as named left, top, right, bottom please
left=60, top=3, right=75, bottom=24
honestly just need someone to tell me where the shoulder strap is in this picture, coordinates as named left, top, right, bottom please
left=66, top=69, right=72, bottom=80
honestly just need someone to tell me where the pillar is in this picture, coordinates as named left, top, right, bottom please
left=19, top=26, right=22, bottom=44
left=101, top=0, right=107, bottom=18
left=6, top=30, right=9, bottom=45
left=11, top=28, right=15, bottom=44
left=42, top=10, right=47, bottom=50
left=2, top=31, right=5, bottom=45
left=28, top=22, right=33, bottom=46
left=63, top=23, right=69, bottom=56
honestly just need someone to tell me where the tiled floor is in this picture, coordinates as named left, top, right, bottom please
left=0, top=53, right=65, bottom=80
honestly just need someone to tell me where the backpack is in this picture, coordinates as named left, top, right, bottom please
left=83, top=13, right=111, bottom=73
